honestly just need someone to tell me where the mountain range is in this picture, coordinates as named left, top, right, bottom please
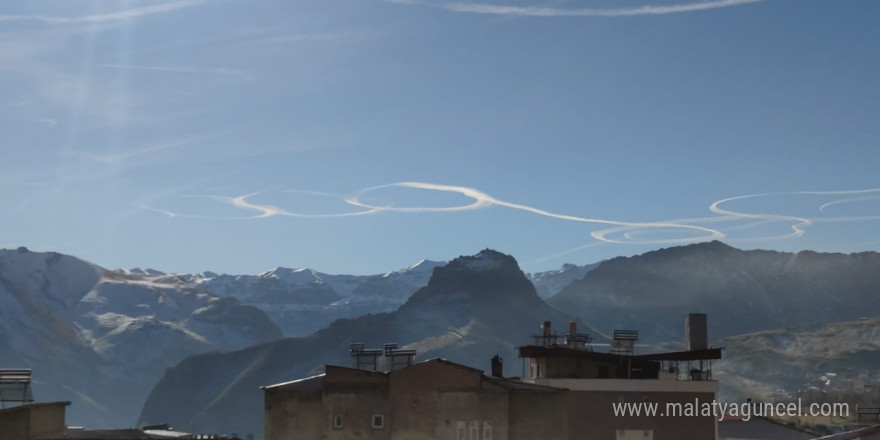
left=138, top=250, right=584, bottom=437
left=3, top=242, right=879, bottom=435
left=121, top=260, right=445, bottom=337
left=0, top=247, right=281, bottom=428
left=548, top=241, right=880, bottom=343
left=119, top=260, right=592, bottom=337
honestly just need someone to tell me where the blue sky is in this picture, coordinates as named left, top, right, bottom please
left=1, top=0, right=879, bottom=275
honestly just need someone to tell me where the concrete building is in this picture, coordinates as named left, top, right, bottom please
left=263, top=314, right=723, bottom=440
left=0, top=401, right=70, bottom=440
left=263, top=358, right=567, bottom=440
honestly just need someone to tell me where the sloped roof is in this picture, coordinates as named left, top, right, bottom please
left=261, top=374, right=324, bottom=391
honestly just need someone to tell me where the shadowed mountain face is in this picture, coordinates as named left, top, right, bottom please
left=0, top=248, right=282, bottom=429
left=548, top=241, right=880, bottom=343
left=138, top=250, right=582, bottom=437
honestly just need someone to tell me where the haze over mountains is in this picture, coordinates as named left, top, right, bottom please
left=116, top=260, right=591, bottom=337
left=139, top=250, right=582, bottom=437
left=0, top=247, right=281, bottom=428
left=549, top=241, right=880, bottom=343
left=0, top=247, right=591, bottom=429
left=2, top=242, right=879, bottom=435
left=120, top=260, right=446, bottom=336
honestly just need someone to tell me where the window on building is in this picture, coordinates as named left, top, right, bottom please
left=333, top=415, right=343, bottom=429
left=482, top=421, right=493, bottom=440
left=469, top=420, right=479, bottom=440
left=456, top=421, right=466, bottom=440
left=372, top=414, right=384, bottom=429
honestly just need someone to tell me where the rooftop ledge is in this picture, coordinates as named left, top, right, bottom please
left=523, top=378, right=718, bottom=393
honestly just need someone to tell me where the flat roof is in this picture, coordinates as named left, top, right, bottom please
left=518, top=345, right=722, bottom=361
left=0, top=401, right=70, bottom=415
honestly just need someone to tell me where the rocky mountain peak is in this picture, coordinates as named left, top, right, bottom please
left=403, top=249, right=537, bottom=309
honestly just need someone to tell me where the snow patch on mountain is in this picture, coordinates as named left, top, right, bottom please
left=527, top=262, right=601, bottom=298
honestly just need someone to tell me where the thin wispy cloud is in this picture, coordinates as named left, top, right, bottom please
left=261, top=33, right=346, bottom=44
left=0, top=1, right=203, bottom=24
left=388, top=0, right=767, bottom=17
left=102, top=64, right=254, bottom=81
left=60, top=137, right=207, bottom=167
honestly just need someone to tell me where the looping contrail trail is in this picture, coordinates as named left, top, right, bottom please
left=443, top=0, right=766, bottom=17
left=384, top=0, right=768, bottom=17
left=144, top=183, right=880, bottom=250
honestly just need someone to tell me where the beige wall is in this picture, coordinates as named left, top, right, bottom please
left=389, top=361, right=508, bottom=440
left=266, top=362, right=515, bottom=440
left=323, top=390, right=391, bottom=440
left=265, top=388, right=323, bottom=440
left=29, top=404, right=67, bottom=439
left=0, top=406, right=29, bottom=440
left=0, top=402, right=67, bottom=440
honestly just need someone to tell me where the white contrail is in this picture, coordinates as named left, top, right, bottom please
left=0, top=1, right=203, bottom=24
left=391, top=0, right=767, bottom=17
left=165, top=192, right=386, bottom=219
left=346, top=182, right=724, bottom=244
left=148, top=183, right=880, bottom=251
left=137, top=204, right=177, bottom=218
left=819, top=195, right=880, bottom=212
left=708, top=192, right=813, bottom=241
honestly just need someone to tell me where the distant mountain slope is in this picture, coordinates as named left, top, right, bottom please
left=124, top=259, right=591, bottom=337
left=126, top=260, right=446, bottom=336
left=0, top=247, right=282, bottom=429
left=138, top=250, right=585, bottom=437
left=715, top=316, right=880, bottom=402
left=548, top=241, right=880, bottom=343
left=527, top=262, right=600, bottom=298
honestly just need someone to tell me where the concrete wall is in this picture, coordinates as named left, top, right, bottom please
left=28, top=404, right=67, bottom=439
left=265, top=388, right=324, bottom=440
left=323, top=390, right=391, bottom=440
left=0, top=406, right=29, bottom=440
left=509, top=391, right=567, bottom=440
left=0, top=402, right=67, bottom=440
left=389, top=361, right=508, bottom=440
left=265, top=361, right=718, bottom=440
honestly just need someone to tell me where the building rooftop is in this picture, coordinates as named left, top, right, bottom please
left=812, top=424, right=880, bottom=440
left=518, top=345, right=722, bottom=361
